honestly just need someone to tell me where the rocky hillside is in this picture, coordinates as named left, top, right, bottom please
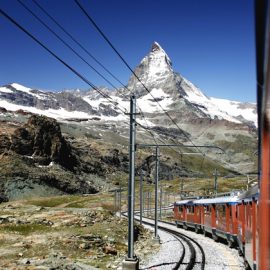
left=0, top=112, right=202, bottom=201
left=0, top=114, right=136, bottom=201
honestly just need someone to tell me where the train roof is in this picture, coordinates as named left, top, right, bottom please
left=174, top=199, right=194, bottom=206
left=194, top=196, right=239, bottom=205
left=238, top=184, right=259, bottom=202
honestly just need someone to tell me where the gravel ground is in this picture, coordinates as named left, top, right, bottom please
left=139, top=225, right=183, bottom=270
left=138, top=218, right=245, bottom=270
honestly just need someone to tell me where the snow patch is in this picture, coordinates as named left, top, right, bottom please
left=210, top=97, right=257, bottom=125
left=0, top=99, right=128, bottom=122
left=0, top=87, right=13, bottom=93
left=10, top=83, right=33, bottom=93
left=9, top=83, right=48, bottom=100
left=181, top=78, right=257, bottom=126
left=137, top=88, right=173, bottom=113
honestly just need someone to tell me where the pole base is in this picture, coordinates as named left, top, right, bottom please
left=152, top=235, right=160, bottom=244
left=122, top=258, right=139, bottom=270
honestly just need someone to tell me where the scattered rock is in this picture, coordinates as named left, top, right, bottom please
left=103, top=245, right=117, bottom=255
left=79, top=243, right=90, bottom=250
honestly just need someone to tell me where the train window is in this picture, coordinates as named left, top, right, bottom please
left=216, top=204, right=226, bottom=217
left=204, top=205, right=210, bottom=213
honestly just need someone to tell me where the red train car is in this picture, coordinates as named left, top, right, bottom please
left=174, top=193, right=239, bottom=245
left=237, top=186, right=258, bottom=270
left=255, top=0, right=270, bottom=269
left=174, top=199, right=198, bottom=230
left=194, top=195, right=239, bottom=245
left=173, top=189, right=258, bottom=270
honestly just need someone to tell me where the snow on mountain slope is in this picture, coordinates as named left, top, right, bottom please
left=181, top=77, right=257, bottom=126
left=140, top=41, right=173, bottom=83
left=210, top=97, right=257, bottom=124
left=124, top=42, right=257, bottom=126
left=0, top=86, right=13, bottom=93
left=83, top=87, right=173, bottom=114
left=3, top=83, right=49, bottom=100
left=0, top=79, right=257, bottom=126
left=9, top=83, right=33, bottom=94
left=0, top=98, right=129, bottom=122
left=0, top=42, right=257, bottom=127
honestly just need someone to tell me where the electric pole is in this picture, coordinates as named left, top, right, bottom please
left=123, top=95, right=139, bottom=269
left=213, top=169, right=220, bottom=195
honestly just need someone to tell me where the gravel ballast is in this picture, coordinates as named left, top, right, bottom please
left=138, top=219, right=245, bottom=270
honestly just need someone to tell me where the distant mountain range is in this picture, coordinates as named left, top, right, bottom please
left=0, top=42, right=257, bottom=174
left=0, top=42, right=256, bottom=126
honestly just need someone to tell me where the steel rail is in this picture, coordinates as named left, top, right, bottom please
left=154, top=219, right=206, bottom=270
left=140, top=218, right=203, bottom=270
left=123, top=211, right=206, bottom=270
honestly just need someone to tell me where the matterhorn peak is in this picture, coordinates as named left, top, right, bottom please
left=149, top=41, right=172, bottom=67
left=126, top=42, right=174, bottom=96
left=151, top=41, right=163, bottom=52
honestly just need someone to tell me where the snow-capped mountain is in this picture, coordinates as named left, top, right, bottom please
left=0, top=42, right=256, bottom=127
left=125, top=41, right=256, bottom=126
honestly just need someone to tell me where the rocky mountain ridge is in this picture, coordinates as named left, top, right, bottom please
left=0, top=42, right=256, bottom=126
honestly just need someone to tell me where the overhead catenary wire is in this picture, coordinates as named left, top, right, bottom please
left=31, top=0, right=128, bottom=89
left=0, top=8, right=127, bottom=116
left=17, top=0, right=124, bottom=109
left=74, top=0, right=204, bottom=155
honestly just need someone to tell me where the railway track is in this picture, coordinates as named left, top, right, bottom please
left=157, top=219, right=206, bottom=270
left=140, top=218, right=205, bottom=270
left=128, top=213, right=206, bottom=270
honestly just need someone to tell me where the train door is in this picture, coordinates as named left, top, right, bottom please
left=216, top=204, right=226, bottom=232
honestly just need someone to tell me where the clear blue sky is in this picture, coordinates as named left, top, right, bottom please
left=0, top=0, right=256, bottom=102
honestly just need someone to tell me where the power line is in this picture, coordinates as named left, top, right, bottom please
left=17, top=0, right=124, bottom=108
left=31, top=0, right=128, bottom=89
left=0, top=7, right=127, bottom=116
left=73, top=0, right=204, bottom=155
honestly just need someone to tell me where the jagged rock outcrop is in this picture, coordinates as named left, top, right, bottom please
left=9, top=115, right=78, bottom=170
left=0, top=116, right=104, bottom=200
left=101, top=149, right=129, bottom=172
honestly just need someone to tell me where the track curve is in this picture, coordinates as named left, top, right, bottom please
left=133, top=215, right=206, bottom=270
